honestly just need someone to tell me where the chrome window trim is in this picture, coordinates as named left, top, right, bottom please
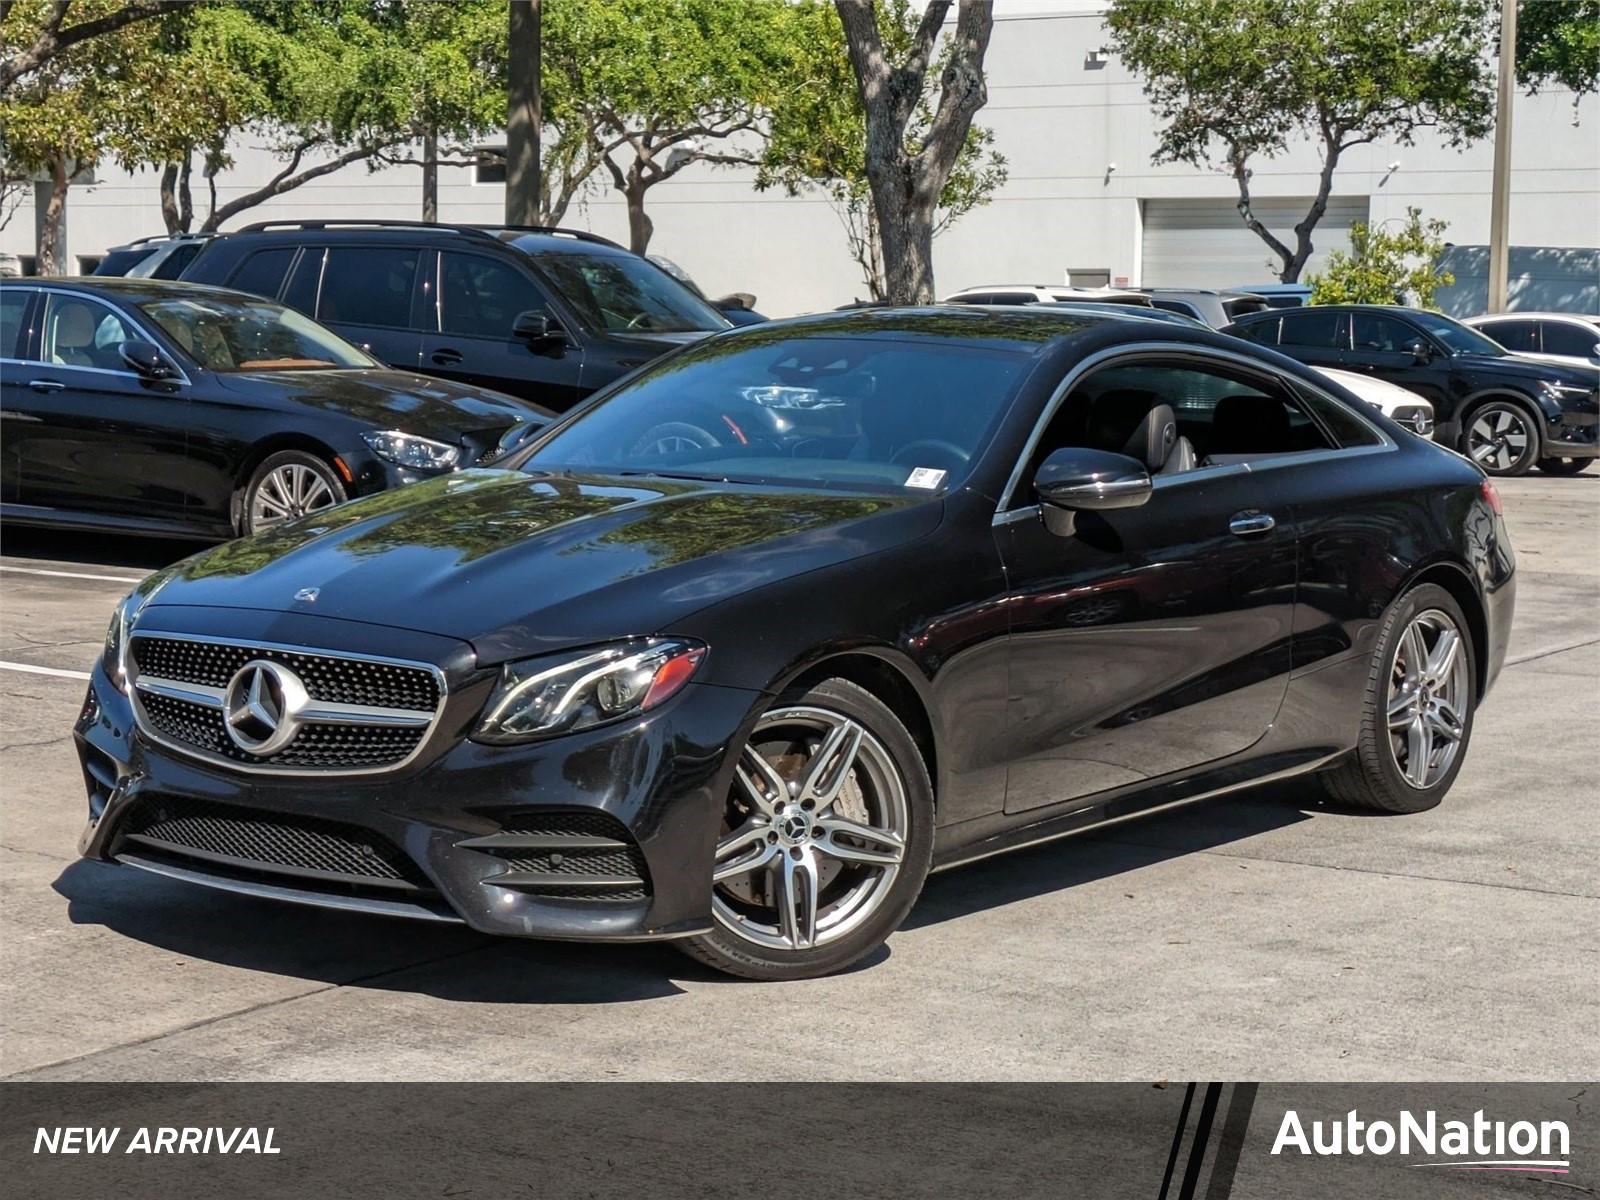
left=993, top=340, right=1396, bottom=521
left=126, top=631, right=450, bottom=777
left=26, top=284, right=193, bottom=386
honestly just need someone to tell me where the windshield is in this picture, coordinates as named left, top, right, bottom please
left=534, top=251, right=729, bottom=334
left=520, top=332, right=1031, bottom=492
left=138, top=295, right=378, bottom=371
left=1410, top=310, right=1506, bottom=356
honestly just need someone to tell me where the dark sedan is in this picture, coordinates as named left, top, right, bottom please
left=74, top=308, right=1515, bottom=979
left=0, top=278, right=546, bottom=540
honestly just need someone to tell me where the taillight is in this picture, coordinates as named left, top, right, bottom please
left=1481, top=478, right=1503, bottom=515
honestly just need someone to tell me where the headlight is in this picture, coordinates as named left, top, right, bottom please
left=1538, top=380, right=1593, bottom=403
left=472, top=639, right=706, bottom=744
left=361, top=429, right=463, bottom=471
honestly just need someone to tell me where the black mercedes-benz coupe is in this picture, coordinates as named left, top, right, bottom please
left=74, top=307, right=1516, bottom=979
left=0, top=278, right=545, bottom=540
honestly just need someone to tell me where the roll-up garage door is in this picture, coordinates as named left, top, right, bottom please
left=1140, top=196, right=1370, bottom=287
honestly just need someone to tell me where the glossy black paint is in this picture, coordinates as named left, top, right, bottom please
left=1226, top=303, right=1600, bottom=457
left=74, top=307, right=1517, bottom=942
left=180, top=226, right=728, bottom=412
left=0, top=277, right=545, bottom=540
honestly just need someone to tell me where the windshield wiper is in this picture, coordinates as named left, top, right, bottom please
left=613, top=468, right=728, bottom=483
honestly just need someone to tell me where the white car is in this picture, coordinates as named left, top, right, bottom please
left=942, top=284, right=1155, bottom=308
left=1465, top=312, right=1600, bottom=372
left=1314, top=367, right=1435, bottom=437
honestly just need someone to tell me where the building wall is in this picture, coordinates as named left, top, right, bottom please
left=4, top=6, right=1597, bottom=316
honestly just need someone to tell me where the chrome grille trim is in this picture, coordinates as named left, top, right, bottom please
left=128, top=632, right=449, bottom=777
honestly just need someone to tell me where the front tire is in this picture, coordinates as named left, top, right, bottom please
left=240, top=450, right=347, bottom=536
left=1537, top=456, right=1594, bottom=476
left=1319, top=583, right=1476, bottom=813
left=679, top=678, right=935, bottom=980
left=1463, top=401, right=1540, bottom=476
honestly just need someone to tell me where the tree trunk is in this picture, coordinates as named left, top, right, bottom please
left=625, top=180, right=653, bottom=254
left=505, top=0, right=542, bottom=225
left=1282, top=145, right=1343, bottom=282
left=421, top=126, right=438, bottom=223
left=37, top=156, right=70, bottom=275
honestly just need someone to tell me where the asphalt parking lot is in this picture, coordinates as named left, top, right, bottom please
left=1, top=474, right=1595, bottom=1083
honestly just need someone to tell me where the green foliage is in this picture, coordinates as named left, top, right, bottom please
left=1305, top=207, right=1455, bottom=307
left=758, top=0, right=1007, bottom=299
left=1518, top=0, right=1600, bottom=98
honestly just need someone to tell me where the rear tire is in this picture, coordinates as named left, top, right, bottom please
left=1463, top=401, right=1540, bottom=477
left=678, top=678, right=934, bottom=980
left=1537, top=456, right=1594, bottom=476
left=1318, top=583, right=1476, bottom=814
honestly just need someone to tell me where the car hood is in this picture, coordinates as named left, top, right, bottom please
left=145, top=469, right=936, bottom=663
left=213, top=368, right=550, bottom=439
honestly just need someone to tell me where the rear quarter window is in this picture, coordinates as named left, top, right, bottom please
left=226, top=248, right=295, bottom=300
left=1233, top=316, right=1281, bottom=345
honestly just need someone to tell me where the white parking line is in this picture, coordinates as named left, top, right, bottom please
left=0, top=566, right=144, bottom=585
left=0, top=661, right=92, bottom=681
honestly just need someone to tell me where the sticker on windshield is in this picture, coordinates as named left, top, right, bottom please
left=905, top=467, right=947, bottom=490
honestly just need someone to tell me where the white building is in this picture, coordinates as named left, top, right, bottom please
left=5, top=3, right=1598, bottom=316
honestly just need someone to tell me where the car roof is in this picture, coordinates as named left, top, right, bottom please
left=1466, top=311, right=1600, bottom=323
left=0, top=275, right=263, bottom=304
left=211, top=221, right=627, bottom=256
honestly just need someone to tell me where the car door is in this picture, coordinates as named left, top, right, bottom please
left=0, top=286, right=41, bottom=501
left=417, top=249, right=585, bottom=410
left=15, top=290, right=194, bottom=524
left=993, top=355, right=1299, bottom=814
left=311, top=244, right=425, bottom=369
left=1344, top=311, right=1454, bottom=413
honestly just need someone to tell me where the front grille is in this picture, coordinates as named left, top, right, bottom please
left=129, top=635, right=442, bottom=773
left=464, top=811, right=652, bottom=902
left=119, top=794, right=430, bottom=892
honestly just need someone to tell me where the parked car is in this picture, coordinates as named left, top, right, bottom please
left=1465, top=312, right=1600, bottom=372
left=1234, top=282, right=1312, bottom=308
left=1225, top=304, right=1599, bottom=476
left=94, top=233, right=218, bottom=281
left=1313, top=367, right=1435, bottom=437
left=943, top=284, right=1155, bottom=307
left=1135, top=288, right=1271, bottom=328
left=0, top=277, right=544, bottom=540
left=648, top=255, right=767, bottom=325
left=76, top=305, right=1514, bottom=979
left=180, top=220, right=731, bottom=412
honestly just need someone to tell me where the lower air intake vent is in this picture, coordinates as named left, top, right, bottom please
left=461, top=811, right=651, bottom=902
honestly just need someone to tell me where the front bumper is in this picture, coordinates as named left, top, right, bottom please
left=1542, top=408, right=1599, bottom=458
left=75, top=646, right=762, bottom=942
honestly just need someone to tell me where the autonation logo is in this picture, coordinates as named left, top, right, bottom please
left=1271, top=1108, right=1570, bottom=1175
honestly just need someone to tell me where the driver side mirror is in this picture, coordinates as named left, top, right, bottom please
left=512, top=310, right=566, bottom=346
left=1033, top=446, right=1152, bottom=537
left=119, top=339, right=175, bottom=379
left=1405, top=339, right=1433, bottom=364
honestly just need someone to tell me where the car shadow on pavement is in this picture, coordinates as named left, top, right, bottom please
left=2, top=526, right=201, bottom=573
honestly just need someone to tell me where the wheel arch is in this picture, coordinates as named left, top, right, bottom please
left=1455, top=389, right=1550, bottom=451
left=1395, top=558, right=1490, bottom=701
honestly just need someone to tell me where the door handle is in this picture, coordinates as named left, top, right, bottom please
left=1229, top=510, right=1276, bottom=537
left=28, top=379, right=65, bottom=393
left=430, top=348, right=463, bottom=366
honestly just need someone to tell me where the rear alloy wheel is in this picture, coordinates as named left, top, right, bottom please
left=1464, top=401, right=1539, bottom=476
left=679, top=679, right=934, bottom=980
left=242, top=450, right=347, bottom=536
left=1537, top=456, right=1594, bottom=476
left=1319, top=583, right=1476, bottom=813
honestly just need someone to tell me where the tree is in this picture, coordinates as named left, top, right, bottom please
left=759, top=0, right=1005, bottom=300
left=1305, top=207, right=1455, bottom=307
left=0, top=0, right=185, bottom=94
left=1105, top=0, right=1495, bottom=283
left=831, top=0, right=996, bottom=304
left=1517, top=0, right=1600, bottom=99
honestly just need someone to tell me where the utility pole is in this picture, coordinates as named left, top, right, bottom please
left=1487, top=0, right=1516, bottom=313
left=505, top=0, right=541, bottom=226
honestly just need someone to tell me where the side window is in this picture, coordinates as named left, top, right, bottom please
left=1541, top=321, right=1599, bottom=358
left=318, top=246, right=419, bottom=328
left=0, top=289, right=33, bottom=359
left=282, top=247, right=324, bottom=315
left=1350, top=313, right=1423, bottom=353
left=1232, top=316, right=1280, bottom=344
left=1294, top=384, right=1384, bottom=448
left=1479, top=319, right=1538, bottom=352
left=1280, top=310, right=1346, bottom=348
left=40, top=294, right=137, bottom=371
left=438, top=252, right=549, bottom=337
left=226, top=248, right=294, bottom=300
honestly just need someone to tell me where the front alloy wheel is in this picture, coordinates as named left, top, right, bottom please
left=680, top=679, right=934, bottom=980
left=1465, top=402, right=1539, bottom=476
left=242, top=450, right=346, bottom=535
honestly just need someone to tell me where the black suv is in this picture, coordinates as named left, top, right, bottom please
left=181, top=220, right=731, bottom=412
left=1226, top=304, right=1599, bottom=476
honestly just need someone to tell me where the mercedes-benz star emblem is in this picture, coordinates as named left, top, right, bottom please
left=222, top=660, right=309, bottom=756
left=294, top=587, right=320, bottom=603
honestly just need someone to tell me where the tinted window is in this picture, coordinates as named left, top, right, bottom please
left=139, top=294, right=376, bottom=372
left=1233, top=316, right=1280, bottom=344
left=1409, top=310, right=1503, bottom=356
left=227, top=248, right=295, bottom=300
left=439, top=252, right=548, bottom=336
left=523, top=334, right=1028, bottom=492
left=534, top=250, right=727, bottom=333
left=0, top=288, right=32, bottom=358
left=1478, top=319, right=1537, bottom=352
left=1296, top=384, right=1384, bottom=447
left=1280, top=310, right=1345, bottom=348
left=150, top=242, right=204, bottom=280
left=94, top=247, right=158, bottom=277
left=1350, top=313, right=1421, bottom=353
left=318, top=246, right=418, bottom=328
left=1541, top=321, right=1600, bottom=358
left=41, top=294, right=139, bottom=371
left=283, top=247, right=324, bottom=315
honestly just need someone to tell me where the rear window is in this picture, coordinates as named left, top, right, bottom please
left=226, top=248, right=295, bottom=300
